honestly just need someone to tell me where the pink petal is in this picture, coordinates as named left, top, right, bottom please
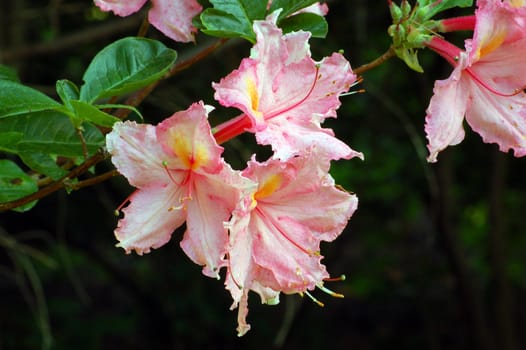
left=299, top=3, right=329, bottom=16
left=94, top=0, right=147, bottom=16
left=148, top=0, right=202, bottom=42
left=234, top=290, right=251, bottom=336
left=212, top=59, right=262, bottom=130
left=249, top=213, right=330, bottom=292
left=465, top=82, right=526, bottom=156
left=425, top=65, right=469, bottom=163
left=182, top=169, right=255, bottom=279
left=106, top=121, right=170, bottom=188
left=115, top=184, right=186, bottom=254
left=156, top=102, right=223, bottom=174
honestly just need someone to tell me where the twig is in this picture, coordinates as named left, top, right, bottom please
left=75, top=128, right=89, bottom=160
left=0, top=150, right=107, bottom=212
left=68, top=169, right=120, bottom=191
left=353, top=46, right=396, bottom=76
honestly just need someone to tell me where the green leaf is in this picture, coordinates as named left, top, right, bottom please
left=0, top=64, right=19, bottom=82
left=56, top=79, right=80, bottom=108
left=200, top=0, right=268, bottom=42
left=418, top=0, right=473, bottom=19
left=19, top=152, right=67, bottom=180
left=269, top=0, right=318, bottom=19
left=200, top=9, right=255, bottom=41
left=0, top=80, right=61, bottom=118
left=0, top=159, right=38, bottom=212
left=0, top=131, right=24, bottom=150
left=96, top=103, right=144, bottom=121
left=70, top=100, right=120, bottom=128
left=79, top=37, right=177, bottom=103
left=279, top=13, right=328, bottom=38
left=0, top=110, right=104, bottom=158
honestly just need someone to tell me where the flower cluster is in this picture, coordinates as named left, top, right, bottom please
left=106, top=12, right=359, bottom=335
left=423, top=0, right=526, bottom=162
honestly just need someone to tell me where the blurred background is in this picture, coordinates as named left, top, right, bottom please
left=1, top=1, right=525, bottom=349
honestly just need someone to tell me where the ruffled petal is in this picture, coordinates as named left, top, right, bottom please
left=115, top=184, right=186, bottom=254
left=148, top=0, right=202, bottom=42
left=106, top=121, right=170, bottom=188
left=182, top=168, right=254, bottom=279
left=94, top=0, right=147, bottom=16
left=156, top=102, right=222, bottom=173
left=466, top=82, right=526, bottom=156
left=425, top=66, right=469, bottom=162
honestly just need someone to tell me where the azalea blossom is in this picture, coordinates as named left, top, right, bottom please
left=224, top=149, right=358, bottom=335
left=94, top=0, right=202, bottom=42
left=106, top=102, right=254, bottom=278
left=424, top=0, right=526, bottom=162
left=213, top=11, right=362, bottom=161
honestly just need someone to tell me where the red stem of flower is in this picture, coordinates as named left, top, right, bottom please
left=425, top=36, right=463, bottom=67
left=212, top=113, right=253, bottom=145
left=438, top=15, right=476, bottom=32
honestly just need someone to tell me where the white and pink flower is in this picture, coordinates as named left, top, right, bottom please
left=425, top=0, right=526, bottom=162
left=224, top=149, right=358, bottom=335
left=213, top=12, right=362, bottom=161
left=106, top=102, right=254, bottom=278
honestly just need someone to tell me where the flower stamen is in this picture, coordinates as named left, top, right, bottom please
left=265, top=64, right=320, bottom=121
left=301, top=290, right=325, bottom=307
left=340, top=77, right=365, bottom=97
left=316, top=282, right=344, bottom=299
left=114, top=190, right=136, bottom=216
left=162, top=160, right=181, bottom=186
left=323, top=274, right=346, bottom=282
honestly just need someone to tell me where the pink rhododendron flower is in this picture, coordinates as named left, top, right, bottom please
left=213, top=12, right=362, bottom=161
left=94, top=0, right=202, bottom=42
left=106, top=102, right=254, bottom=278
left=424, top=0, right=526, bottom=162
left=224, top=148, right=358, bottom=335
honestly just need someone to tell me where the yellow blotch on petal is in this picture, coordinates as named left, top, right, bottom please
left=509, top=0, right=525, bottom=8
left=254, top=174, right=283, bottom=200
left=477, top=30, right=506, bottom=59
left=169, top=129, right=209, bottom=170
left=245, top=76, right=263, bottom=121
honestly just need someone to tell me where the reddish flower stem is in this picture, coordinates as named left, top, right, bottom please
left=212, top=113, right=253, bottom=145
left=438, top=15, right=476, bottom=32
left=425, top=36, right=462, bottom=66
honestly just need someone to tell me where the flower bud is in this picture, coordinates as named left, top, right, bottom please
left=401, top=0, right=412, bottom=17
left=389, top=2, right=403, bottom=23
